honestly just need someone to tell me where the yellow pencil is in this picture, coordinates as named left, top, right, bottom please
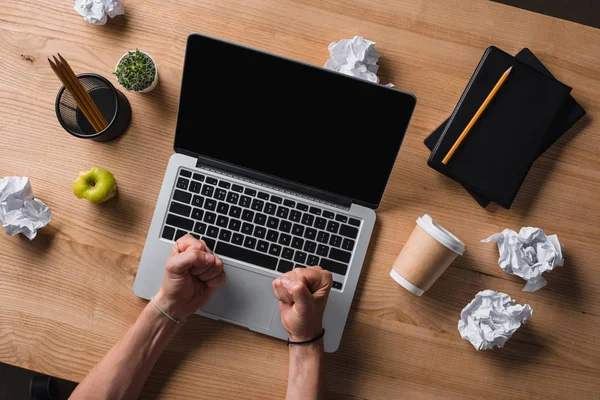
left=442, top=66, right=513, bottom=165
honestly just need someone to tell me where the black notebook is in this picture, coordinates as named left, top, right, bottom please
left=424, top=48, right=586, bottom=207
left=427, top=46, right=572, bottom=209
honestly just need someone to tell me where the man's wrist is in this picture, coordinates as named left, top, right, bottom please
left=153, top=291, right=189, bottom=322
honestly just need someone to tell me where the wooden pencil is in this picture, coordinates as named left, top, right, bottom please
left=442, top=66, right=513, bottom=165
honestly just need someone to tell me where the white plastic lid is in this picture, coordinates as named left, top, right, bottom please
left=416, top=214, right=465, bottom=255
left=390, top=269, right=424, bottom=296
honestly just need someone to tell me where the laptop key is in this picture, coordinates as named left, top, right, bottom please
left=241, top=209, right=254, bottom=222
left=292, top=224, right=304, bottom=237
left=296, top=203, right=309, bottom=211
left=266, top=230, right=279, bottom=242
left=219, top=229, right=232, bottom=242
left=244, top=188, right=257, bottom=196
left=166, top=214, right=194, bottom=231
left=170, top=202, right=191, bottom=217
left=218, top=181, right=231, bottom=189
left=307, top=255, right=320, bottom=266
left=193, top=173, right=205, bottom=182
left=279, top=233, right=291, bottom=246
left=282, top=248, right=294, bottom=260
left=205, top=199, right=216, bottom=211
left=323, top=210, right=334, bottom=219
left=320, top=258, right=348, bottom=275
left=309, top=207, right=321, bottom=215
left=215, top=189, right=227, bottom=201
left=292, top=237, right=304, bottom=250
left=280, top=221, right=292, bottom=233
left=173, top=189, right=191, bottom=204
left=267, top=216, right=279, bottom=229
left=239, top=195, right=252, bottom=208
left=276, top=206, right=289, bottom=219
left=206, top=177, right=218, bottom=185
left=192, top=195, right=204, bottom=208
left=242, top=222, right=253, bottom=235
left=174, top=229, right=187, bottom=241
left=191, top=208, right=204, bottom=221
left=315, top=217, right=327, bottom=230
left=216, top=242, right=277, bottom=270
left=217, top=202, right=229, bottom=215
left=270, top=195, right=282, bottom=204
left=203, top=237, right=216, bottom=251
left=294, top=251, right=307, bottom=264
left=257, top=192, right=270, bottom=200
left=189, top=181, right=202, bottom=194
left=316, top=244, right=329, bottom=257
left=229, top=206, right=242, bottom=219
left=257, top=240, right=269, bottom=253
left=330, top=235, right=342, bottom=247
left=304, top=228, right=317, bottom=240
left=283, top=199, right=295, bottom=208
left=301, top=213, right=314, bottom=226
left=254, top=226, right=266, bottom=239
left=265, top=203, right=277, bottom=215
left=290, top=210, right=302, bottom=222
left=277, top=259, right=294, bottom=273
left=326, top=220, right=340, bottom=234
left=207, top=226, right=219, bottom=238
left=332, top=281, right=343, bottom=290
left=180, top=169, right=192, bottom=178
left=340, top=224, right=359, bottom=239
left=251, top=199, right=264, bottom=212
left=317, top=231, right=330, bottom=244
left=176, top=177, right=189, bottom=190
left=335, top=215, right=348, bottom=223
left=269, top=243, right=282, bottom=257
left=204, top=212, right=216, bottom=225
left=342, top=238, right=355, bottom=251
left=226, top=192, right=239, bottom=204
left=216, top=215, right=229, bottom=228
left=201, top=185, right=214, bottom=197
left=243, top=236, right=257, bottom=250
left=329, top=248, right=352, bottom=263
left=254, top=213, right=267, bottom=226
left=232, top=233, right=244, bottom=245
left=194, top=222, right=207, bottom=235
left=232, top=184, right=244, bottom=193
left=304, top=240, right=317, bottom=253
left=229, top=219, right=241, bottom=232
left=162, top=226, right=175, bottom=240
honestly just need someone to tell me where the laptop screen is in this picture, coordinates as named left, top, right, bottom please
left=175, top=34, right=416, bottom=208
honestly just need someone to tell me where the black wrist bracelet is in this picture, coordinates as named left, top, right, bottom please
left=287, top=329, right=325, bottom=346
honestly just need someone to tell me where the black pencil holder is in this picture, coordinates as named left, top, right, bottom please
left=55, top=73, right=132, bottom=142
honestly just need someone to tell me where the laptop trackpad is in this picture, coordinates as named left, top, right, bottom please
left=200, top=264, right=277, bottom=330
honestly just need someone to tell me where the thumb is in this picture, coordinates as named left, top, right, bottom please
left=281, top=277, right=313, bottom=311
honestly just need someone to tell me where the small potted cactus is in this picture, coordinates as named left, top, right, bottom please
left=114, top=49, right=158, bottom=93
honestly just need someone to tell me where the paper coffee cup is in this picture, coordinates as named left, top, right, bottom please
left=390, top=214, right=464, bottom=296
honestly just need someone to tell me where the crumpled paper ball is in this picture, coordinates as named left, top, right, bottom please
left=458, top=290, right=532, bottom=350
left=74, top=0, right=124, bottom=25
left=0, top=177, right=51, bottom=240
left=482, top=227, right=564, bottom=292
left=324, top=36, right=392, bottom=86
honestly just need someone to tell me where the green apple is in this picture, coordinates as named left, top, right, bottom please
left=73, top=166, right=118, bottom=204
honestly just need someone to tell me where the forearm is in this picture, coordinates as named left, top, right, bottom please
left=286, top=342, right=326, bottom=400
left=71, top=302, right=180, bottom=400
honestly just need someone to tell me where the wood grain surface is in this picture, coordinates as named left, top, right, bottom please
left=1, top=0, right=599, bottom=398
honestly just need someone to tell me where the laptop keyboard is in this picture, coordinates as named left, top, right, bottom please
left=160, top=168, right=362, bottom=290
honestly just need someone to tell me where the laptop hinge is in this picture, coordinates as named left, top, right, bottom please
left=194, top=155, right=353, bottom=210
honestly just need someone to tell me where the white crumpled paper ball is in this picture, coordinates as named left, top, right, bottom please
left=324, top=36, right=392, bottom=86
left=74, top=0, right=125, bottom=25
left=482, top=227, right=564, bottom=292
left=458, top=290, right=532, bottom=350
left=0, top=177, right=51, bottom=240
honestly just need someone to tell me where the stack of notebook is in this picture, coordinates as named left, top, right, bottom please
left=425, top=46, right=585, bottom=209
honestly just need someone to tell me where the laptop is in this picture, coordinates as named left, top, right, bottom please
left=133, top=33, right=416, bottom=352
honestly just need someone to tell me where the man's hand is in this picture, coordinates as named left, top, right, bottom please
left=272, top=267, right=333, bottom=342
left=154, top=234, right=226, bottom=322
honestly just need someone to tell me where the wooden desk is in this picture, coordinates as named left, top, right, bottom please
left=1, top=0, right=599, bottom=398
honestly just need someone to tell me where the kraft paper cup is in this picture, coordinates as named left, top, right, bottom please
left=390, top=214, right=465, bottom=296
